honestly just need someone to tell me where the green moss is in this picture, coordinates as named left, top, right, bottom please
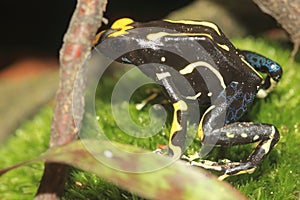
left=0, top=107, right=51, bottom=199
left=1, top=38, right=299, bottom=199
left=63, top=169, right=140, bottom=200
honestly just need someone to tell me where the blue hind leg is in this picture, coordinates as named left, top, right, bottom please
left=240, top=50, right=283, bottom=98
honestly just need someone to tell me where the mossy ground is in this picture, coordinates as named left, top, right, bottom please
left=0, top=38, right=299, bottom=199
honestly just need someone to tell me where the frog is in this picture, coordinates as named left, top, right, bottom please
left=94, top=18, right=282, bottom=179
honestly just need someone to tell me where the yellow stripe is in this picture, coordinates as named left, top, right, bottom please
left=260, top=126, right=276, bottom=153
left=198, top=105, right=215, bottom=141
left=179, top=61, right=226, bottom=89
left=217, top=43, right=230, bottom=51
left=218, top=167, right=256, bottom=180
left=169, top=100, right=188, bottom=157
left=241, top=57, right=263, bottom=79
left=170, top=100, right=188, bottom=135
left=186, top=92, right=202, bottom=100
left=93, top=30, right=106, bottom=45
left=164, top=19, right=221, bottom=36
left=146, top=32, right=213, bottom=41
left=146, top=31, right=228, bottom=52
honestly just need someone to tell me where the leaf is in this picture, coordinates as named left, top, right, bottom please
left=0, top=139, right=246, bottom=200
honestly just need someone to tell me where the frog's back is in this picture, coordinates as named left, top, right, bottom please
left=128, top=20, right=262, bottom=101
left=97, top=19, right=263, bottom=104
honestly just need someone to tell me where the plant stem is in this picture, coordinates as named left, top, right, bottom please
left=34, top=0, right=107, bottom=199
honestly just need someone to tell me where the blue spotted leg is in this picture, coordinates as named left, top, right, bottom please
left=241, top=50, right=282, bottom=98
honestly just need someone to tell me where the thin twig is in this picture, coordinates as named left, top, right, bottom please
left=34, top=0, right=107, bottom=199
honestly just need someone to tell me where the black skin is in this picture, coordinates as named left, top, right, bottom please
left=95, top=18, right=282, bottom=179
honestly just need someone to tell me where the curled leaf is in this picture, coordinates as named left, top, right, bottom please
left=0, top=139, right=246, bottom=200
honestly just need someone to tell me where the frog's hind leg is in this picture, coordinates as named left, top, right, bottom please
left=191, top=81, right=280, bottom=179
left=186, top=122, right=279, bottom=179
left=213, top=122, right=279, bottom=180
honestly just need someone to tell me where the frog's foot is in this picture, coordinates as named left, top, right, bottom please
left=187, top=158, right=256, bottom=180
left=218, top=162, right=256, bottom=180
left=181, top=153, right=200, bottom=162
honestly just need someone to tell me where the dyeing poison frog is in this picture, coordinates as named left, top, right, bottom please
left=94, top=18, right=282, bottom=179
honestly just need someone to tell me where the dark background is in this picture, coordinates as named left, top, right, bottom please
left=0, top=0, right=196, bottom=68
left=0, top=0, right=278, bottom=69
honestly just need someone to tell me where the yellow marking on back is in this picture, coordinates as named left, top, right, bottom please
left=146, top=32, right=213, bottom=41
left=226, top=132, right=235, bottom=138
left=179, top=61, right=226, bottom=89
left=217, top=43, right=230, bottom=51
left=198, top=105, right=215, bottom=141
left=169, top=100, right=188, bottom=157
left=164, top=19, right=221, bottom=36
left=241, top=57, right=263, bottom=79
left=186, top=92, right=202, bottom=100
left=241, top=133, right=248, bottom=138
left=146, top=31, right=228, bottom=52
left=108, top=18, right=134, bottom=37
left=253, top=135, right=260, bottom=141
left=111, top=18, right=134, bottom=29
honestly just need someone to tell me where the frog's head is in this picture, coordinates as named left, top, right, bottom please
left=94, top=18, right=164, bottom=65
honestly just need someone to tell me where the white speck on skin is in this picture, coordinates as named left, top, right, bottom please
left=253, top=135, right=260, bottom=141
left=161, top=56, right=166, bottom=62
left=241, top=133, right=248, bottom=138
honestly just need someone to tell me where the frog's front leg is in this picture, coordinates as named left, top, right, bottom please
left=135, top=87, right=160, bottom=110
left=240, top=50, right=282, bottom=98
left=156, top=76, right=188, bottom=158
left=192, top=82, right=280, bottom=179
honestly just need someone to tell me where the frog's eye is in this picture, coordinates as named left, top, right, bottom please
left=108, top=38, right=128, bottom=53
left=95, top=33, right=130, bottom=63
